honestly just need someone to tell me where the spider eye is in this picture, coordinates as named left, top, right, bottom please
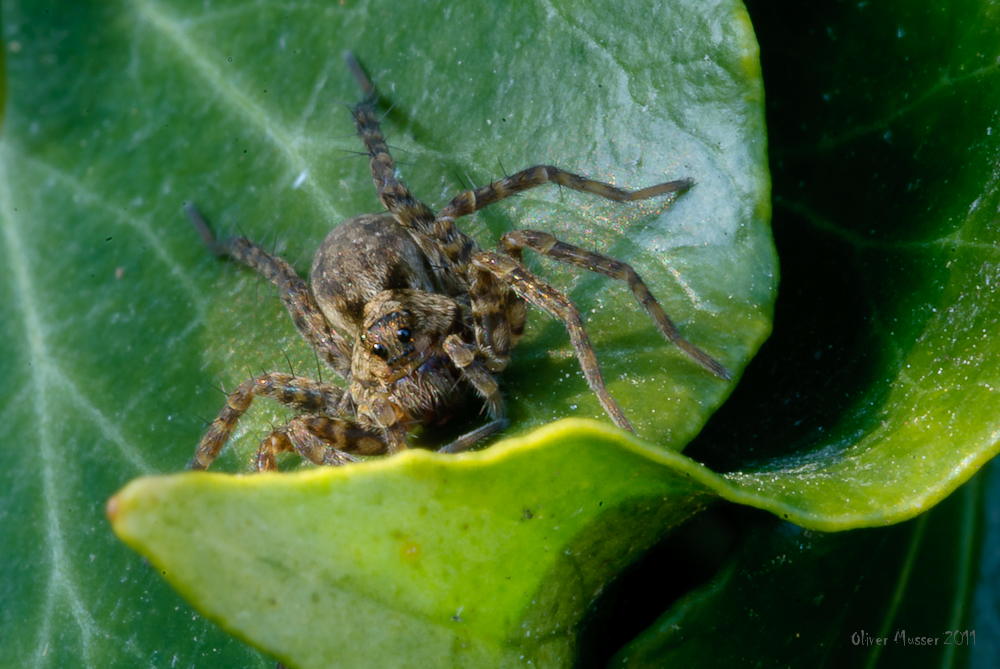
left=371, top=343, right=389, bottom=360
left=396, top=328, right=412, bottom=344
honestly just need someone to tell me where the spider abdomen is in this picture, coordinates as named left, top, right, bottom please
left=311, top=213, right=438, bottom=335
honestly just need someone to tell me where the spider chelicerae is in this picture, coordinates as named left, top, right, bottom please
left=187, top=53, right=730, bottom=472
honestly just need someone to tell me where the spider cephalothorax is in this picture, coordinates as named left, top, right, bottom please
left=187, top=53, right=729, bottom=471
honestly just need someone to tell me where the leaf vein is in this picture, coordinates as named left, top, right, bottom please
left=130, top=0, right=346, bottom=224
left=0, top=155, right=104, bottom=669
left=12, top=145, right=210, bottom=320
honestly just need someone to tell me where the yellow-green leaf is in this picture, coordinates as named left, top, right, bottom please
left=110, top=421, right=724, bottom=669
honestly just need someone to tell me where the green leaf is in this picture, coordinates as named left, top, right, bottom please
left=157, top=0, right=773, bottom=456
left=0, top=0, right=770, bottom=667
left=611, top=465, right=986, bottom=668
left=109, top=422, right=725, bottom=669
left=610, top=0, right=1000, bottom=664
left=686, top=0, right=1000, bottom=526
left=0, top=32, right=7, bottom=130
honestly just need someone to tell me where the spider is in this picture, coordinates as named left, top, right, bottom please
left=187, top=52, right=730, bottom=472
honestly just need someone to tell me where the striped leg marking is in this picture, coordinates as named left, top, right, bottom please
left=500, top=230, right=730, bottom=380
left=471, top=252, right=635, bottom=432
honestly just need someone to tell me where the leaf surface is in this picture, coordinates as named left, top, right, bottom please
left=0, top=0, right=770, bottom=667
left=685, top=0, right=1000, bottom=526
left=612, top=467, right=985, bottom=668
left=110, top=422, right=725, bottom=668
left=611, top=0, right=1000, bottom=664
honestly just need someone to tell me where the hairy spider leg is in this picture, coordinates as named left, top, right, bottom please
left=465, top=260, right=524, bottom=371
left=186, top=205, right=353, bottom=379
left=500, top=230, right=731, bottom=380
left=437, top=165, right=694, bottom=220
left=470, top=252, right=635, bottom=432
left=256, top=414, right=385, bottom=471
left=442, top=333, right=505, bottom=418
left=436, top=418, right=511, bottom=455
left=433, top=165, right=729, bottom=380
left=191, top=372, right=346, bottom=469
left=344, top=54, right=480, bottom=293
left=350, top=96, right=438, bottom=230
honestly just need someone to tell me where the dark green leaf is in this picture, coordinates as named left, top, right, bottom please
left=611, top=0, right=1000, bottom=665
left=1, top=31, right=7, bottom=128
left=611, top=465, right=985, bottom=668
left=686, top=0, right=1000, bottom=525
left=0, top=0, right=770, bottom=667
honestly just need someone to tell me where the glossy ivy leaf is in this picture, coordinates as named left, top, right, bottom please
left=0, top=0, right=770, bottom=667
left=109, top=433, right=999, bottom=669
left=109, top=422, right=727, bottom=669
left=611, top=465, right=986, bottom=668
left=610, top=0, right=1000, bottom=666
left=116, top=0, right=770, bottom=462
left=684, top=0, right=1000, bottom=525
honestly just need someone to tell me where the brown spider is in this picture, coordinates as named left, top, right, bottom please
left=187, top=53, right=730, bottom=472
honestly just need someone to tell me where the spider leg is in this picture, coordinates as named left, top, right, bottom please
left=470, top=252, right=634, bottom=433
left=443, top=334, right=505, bottom=419
left=438, top=165, right=694, bottom=219
left=437, top=418, right=510, bottom=455
left=465, top=258, right=521, bottom=371
left=185, top=205, right=353, bottom=379
left=343, top=51, right=374, bottom=96
left=344, top=56, right=438, bottom=232
left=255, top=414, right=385, bottom=471
left=500, top=230, right=731, bottom=380
left=191, top=372, right=344, bottom=470
left=350, top=394, right=410, bottom=455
